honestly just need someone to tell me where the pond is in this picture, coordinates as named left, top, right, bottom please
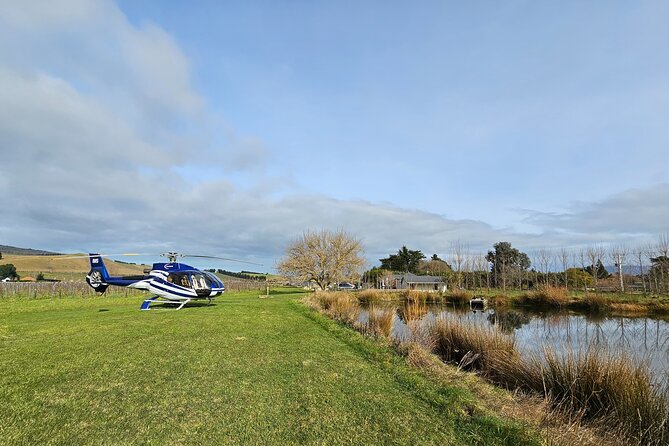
left=365, top=302, right=669, bottom=380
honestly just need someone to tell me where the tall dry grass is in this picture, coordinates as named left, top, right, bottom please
left=357, top=289, right=386, bottom=304
left=446, top=289, right=472, bottom=305
left=364, top=307, right=395, bottom=337
left=312, top=292, right=360, bottom=325
left=515, top=286, right=569, bottom=308
left=399, top=290, right=433, bottom=304
left=425, top=316, right=523, bottom=385
left=527, top=348, right=669, bottom=445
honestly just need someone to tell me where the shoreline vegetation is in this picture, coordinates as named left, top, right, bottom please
left=307, top=290, right=669, bottom=446
left=358, top=286, right=669, bottom=317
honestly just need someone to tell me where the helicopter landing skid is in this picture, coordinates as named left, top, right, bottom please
left=140, top=296, right=190, bottom=311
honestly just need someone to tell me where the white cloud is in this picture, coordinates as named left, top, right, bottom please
left=0, top=69, right=164, bottom=168
left=0, top=0, right=111, bottom=29
left=524, top=183, right=669, bottom=238
left=120, top=21, right=204, bottom=116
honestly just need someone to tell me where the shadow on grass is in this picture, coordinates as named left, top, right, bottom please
left=144, top=301, right=218, bottom=310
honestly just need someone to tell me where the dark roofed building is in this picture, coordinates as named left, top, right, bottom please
left=381, top=273, right=446, bottom=292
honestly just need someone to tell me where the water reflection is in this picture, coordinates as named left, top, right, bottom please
left=487, top=310, right=531, bottom=333
left=391, top=301, right=669, bottom=377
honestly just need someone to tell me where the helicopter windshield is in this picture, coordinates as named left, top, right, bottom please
left=202, top=271, right=223, bottom=287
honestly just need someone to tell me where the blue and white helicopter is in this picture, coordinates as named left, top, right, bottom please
left=83, top=252, right=260, bottom=310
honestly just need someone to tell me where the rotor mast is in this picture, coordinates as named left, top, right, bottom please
left=164, top=252, right=181, bottom=263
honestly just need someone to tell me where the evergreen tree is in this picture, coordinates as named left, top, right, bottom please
left=485, top=242, right=530, bottom=290
left=584, top=259, right=610, bottom=279
left=379, top=246, right=426, bottom=273
left=0, top=264, right=19, bottom=280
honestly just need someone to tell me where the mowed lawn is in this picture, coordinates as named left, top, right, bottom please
left=0, top=290, right=537, bottom=445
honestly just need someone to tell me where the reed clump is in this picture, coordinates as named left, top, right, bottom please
left=312, top=292, right=360, bottom=325
left=516, top=286, right=569, bottom=308
left=357, top=289, right=386, bottom=304
left=425, top=317, right=520, bottom=384
left=527, top=348, right=669, bottom=445
left=399, top=290, right=432, bottom=304
left=445, top=289, right=472, bottom=305
left=399, top=299, right=429, bottom=322
left=364, top=307, right=395, bottom=337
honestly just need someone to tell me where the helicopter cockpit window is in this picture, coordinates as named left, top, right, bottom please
left=167, top=273, right=211, bottom=290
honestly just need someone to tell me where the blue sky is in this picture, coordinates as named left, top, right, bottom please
left=1, top=1, right=668, bottom=270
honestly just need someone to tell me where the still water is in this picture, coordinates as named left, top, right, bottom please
left=369, top=303, right=669, bottom=379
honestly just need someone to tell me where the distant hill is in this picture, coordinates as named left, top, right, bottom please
left=604, top=264, right=644, bottom=276
left=1, top=253, right=149, bottom=280
left=0, top=245, right=61, bottom=256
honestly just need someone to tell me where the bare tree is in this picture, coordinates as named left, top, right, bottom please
left=559, top=248, right=570, bottom=290
left=474, top=253, right=487, bottom=290
left=538, top=249, right=551, bottom=286
left=450, top=240, right=467, bottom=289
left=646, top=243, right=659, bottom=294
left=609, top=245, right=628, bottom=293
left=632, top=245, right=647, bottom=294
left=530, top=251, right=540, bottom=289
left=578, top=248, right=588, bottom=292
left=657, top=234, right=669, bottom=294
left=549, top=250, right=559, bottom=287
left=277, top=229, right=365, bottom=290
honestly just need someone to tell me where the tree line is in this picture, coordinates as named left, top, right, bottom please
left=275, top=229, right=669, bottom=294
left=364, top=236, right=669, bottom=295
left=206, top=269, right=267, bottom=281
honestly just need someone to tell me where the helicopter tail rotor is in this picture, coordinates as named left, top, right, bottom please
left=86, top=253, right=110, bottom=293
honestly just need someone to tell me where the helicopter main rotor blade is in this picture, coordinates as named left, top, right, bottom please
left=182, top=254, right=263, bottom=267
left=51, top=253, right=147, bottom=260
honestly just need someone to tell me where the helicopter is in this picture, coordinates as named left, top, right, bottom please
left=80, top=252, right=261, bottom=310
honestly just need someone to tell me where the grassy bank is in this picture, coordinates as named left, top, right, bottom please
left=309, top=292, right=669, bottom=446
left=0, top=289, right=539, bottom=445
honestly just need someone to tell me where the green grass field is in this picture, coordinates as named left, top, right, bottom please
left=0, top=290, right=538, bottom=445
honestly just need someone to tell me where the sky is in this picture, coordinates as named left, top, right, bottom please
left=1, top=0, right=668, bottom=271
